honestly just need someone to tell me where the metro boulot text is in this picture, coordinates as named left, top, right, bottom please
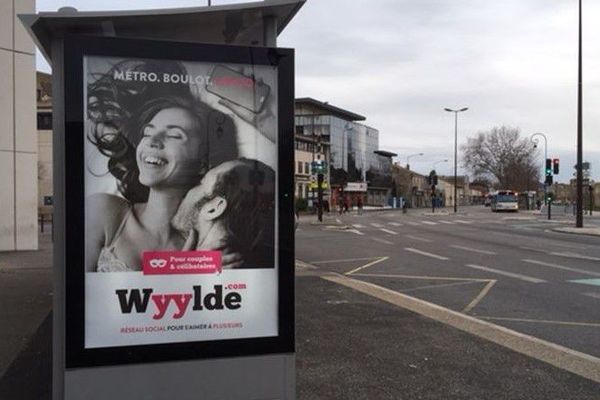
left=115, top=285, right=242, bottom=320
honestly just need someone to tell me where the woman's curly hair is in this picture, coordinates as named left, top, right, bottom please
left=86, top=59, right=237, bottom=203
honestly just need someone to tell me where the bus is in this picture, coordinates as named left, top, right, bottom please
left=490, top=190, right=519, bottom=212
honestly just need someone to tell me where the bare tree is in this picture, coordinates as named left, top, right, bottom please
left=461, top=126, right=540, bottom=191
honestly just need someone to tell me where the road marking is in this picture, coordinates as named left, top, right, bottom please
left=455, top=220, right=473, bottom=224
left=406, top=221, right=420, bottom=226
left=463, top=280, right=497, bottom=313
left=345, top=229, right=365, bottom=236
left=464, top=264, right=546, bottom=283
left=380, top=228, right=398, bottom=235
left=551, top=252, right=600, bottom=262
left=371, top=223, right=384, bottom=228
left=439, top=220, right=455, bottom=225
left=569, top=279, right=600, bottom=287
left=404, top=235, right=432, bottom=243
left=401, top=280, right=480, bottom=293
left=372, top=237, right=394, bottom=245
left=295, top=260, right=318, bottom=270
left=522, top=259, right=600, bottom=277
left=345, top=256, right=389, bottom=275
left=583, top=292, right=600, bottom=300
left=352, top=224, right=365, bottom=228
left=322, top=273, right=600, bottom=384
left=351, top=273, right=491, bottom=282
left=405, top=248, right=449, bottom=260
left=310, top=257, right=384, bottom=265
left=477, top=316, right=600, bottom=328
left=421, top=221, right=438, bottom=225
left=388, top=222, right=403, bottom=226
left=450, top=245, right=497, bottom=255
left=520, top=246, right=546, bottom=253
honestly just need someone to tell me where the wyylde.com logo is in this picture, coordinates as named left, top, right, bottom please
left=115, top=284, right=244, bottom=320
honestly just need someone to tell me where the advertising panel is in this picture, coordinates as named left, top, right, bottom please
left=62, top=36, right=294, bottom=367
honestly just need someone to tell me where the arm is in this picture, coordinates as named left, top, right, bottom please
left=85, top=193, right=130, bottom=272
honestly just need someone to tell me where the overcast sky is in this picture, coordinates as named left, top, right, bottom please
left=36, top=0, right=600, bottom=181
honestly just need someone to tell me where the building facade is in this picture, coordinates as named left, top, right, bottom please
left=0, top=0, right=37, bottom=251
left=295, top=97, right=393, bottom=208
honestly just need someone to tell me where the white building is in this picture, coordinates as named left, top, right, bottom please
left=0, top=0, right=37, bottom=251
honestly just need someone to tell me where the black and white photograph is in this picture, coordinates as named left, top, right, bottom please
left=81, top=53, right=283, bottom=349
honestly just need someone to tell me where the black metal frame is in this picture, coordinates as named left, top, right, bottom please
left=62, top=35, right=295, bottom=368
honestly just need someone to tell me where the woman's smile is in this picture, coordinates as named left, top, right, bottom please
left=136, top=107, right=204, bottom=188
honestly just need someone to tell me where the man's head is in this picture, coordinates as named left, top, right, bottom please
left=173, top=158, right=275, bottom=267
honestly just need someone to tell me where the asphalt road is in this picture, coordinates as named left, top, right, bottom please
left=296, top=206, right=600, bottom=359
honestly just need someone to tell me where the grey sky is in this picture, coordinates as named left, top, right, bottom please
left=36, top=0, right=600, bottom=181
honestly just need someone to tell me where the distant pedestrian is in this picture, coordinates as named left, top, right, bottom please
left=343, top=199, right=349, bottom=214
left=357, top=198, right=363, bottom=215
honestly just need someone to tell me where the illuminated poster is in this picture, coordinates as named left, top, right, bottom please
left=63, top=37, right=294, bottom=362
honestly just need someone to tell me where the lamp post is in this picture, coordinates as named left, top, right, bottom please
left=406, top=152, right=424, bottom=171
left=530, top=133, right=548, bottom=206
left=444, top=107, right=468, bottom=212
left=432, top=159, right=449, bottom=171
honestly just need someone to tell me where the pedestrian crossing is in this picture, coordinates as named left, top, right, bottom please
left=344, top=217, right=551, bottom=233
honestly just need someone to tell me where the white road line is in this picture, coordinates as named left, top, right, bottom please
left=464, top=264, right=546, bottom=284
left=439, top=221, right=455, bottom=225
left=522, top=259, right=600, bottom=277
left=380, top=228, right=398, bottom=235
left=388, top=222, right=403, bottom=226
left=372, top=237, right=393, bottom=245
left=345, top=229, right=365, bottom=236
left=406, top=221, right=420, bottom=226
left=462, top=280, right=497, bottom=313
left=421, top=221, right=438, bottom=225
left=583, top=292, right=600, bottom=300
left=345, top=256, right=389, bottom=275
left=404, top=235, right=433, bottom=243
left=352, top=224, right=365, bottom=228
left=450, top=245, right=497, bottom=255
left=477, top=316, right=600, bottom=328
left=455, top=220, right=473, bottom=224
left=551, top=252, right=600, bottom=262
left=371, top=223, right=384, bottom=228
left=311, top=257, right=385, bottom=264
left=405, top=248, right=449, bottom=260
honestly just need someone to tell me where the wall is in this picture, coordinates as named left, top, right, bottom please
left=0, top=0, right=37, bottom=251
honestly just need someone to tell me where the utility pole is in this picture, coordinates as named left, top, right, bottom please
left=576, top=0, right=584, bottom=227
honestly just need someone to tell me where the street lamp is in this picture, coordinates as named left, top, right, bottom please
left=444, top=107, right=468, bottom=213
left=406, top=153, right=424, bottom=170
left=530, top=133, right=548, bottom=205
left=432, top=159, right=448, bottom=172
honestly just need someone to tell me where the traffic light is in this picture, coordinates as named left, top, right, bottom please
left=545, top=158, right=552, bottom=176
left=553, top=158, right=559, bottom=175
left=545, top=175, right=553, bottom=185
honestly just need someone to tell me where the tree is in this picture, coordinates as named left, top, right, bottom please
left=461, top=126, right=540, bottom=191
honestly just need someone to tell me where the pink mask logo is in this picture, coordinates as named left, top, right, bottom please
left=149, top=258, right=167, bottom=269
left=143, top=251, right=222, bottom=275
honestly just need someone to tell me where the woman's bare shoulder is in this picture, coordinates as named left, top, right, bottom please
left=86, top=193, right=131, bottom=234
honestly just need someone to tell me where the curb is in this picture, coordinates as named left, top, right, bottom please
left=551, top=227, right=600, bottom=237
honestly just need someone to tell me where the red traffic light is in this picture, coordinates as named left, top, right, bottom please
left=553, top=158, right=559, bottom=175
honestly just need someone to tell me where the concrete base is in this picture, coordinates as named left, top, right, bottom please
left=65, top=354, right=295, bottom=400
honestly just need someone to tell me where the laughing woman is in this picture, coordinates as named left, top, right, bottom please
left=84, top=60, right=239, bottom=272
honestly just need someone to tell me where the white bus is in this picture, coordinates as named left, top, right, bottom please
left=490, top=190, right=519, bottom=212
